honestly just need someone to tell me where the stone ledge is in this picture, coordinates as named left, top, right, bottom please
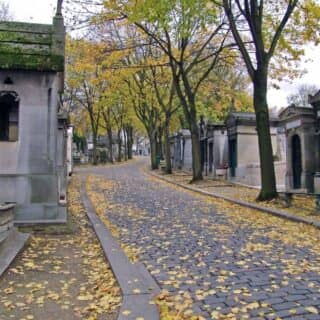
left=0, top=203, right=15, bottom=211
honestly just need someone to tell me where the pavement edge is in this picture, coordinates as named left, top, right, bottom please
left=147, top=170, right=320, bottom=230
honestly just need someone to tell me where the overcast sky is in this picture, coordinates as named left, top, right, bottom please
left=6, top=0, right=320, bottom=109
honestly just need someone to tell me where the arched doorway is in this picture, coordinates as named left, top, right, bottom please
left=292, top=134, right=302, bottom=189
left=0, top=91, right=19, bottom=141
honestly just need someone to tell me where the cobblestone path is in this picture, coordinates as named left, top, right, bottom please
left=80, top=159, right=320, bottom=319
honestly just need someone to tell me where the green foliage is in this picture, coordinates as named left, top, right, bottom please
left=99, top=149, right=108, bottom=163
left=73, top=133, right=87, bottom=153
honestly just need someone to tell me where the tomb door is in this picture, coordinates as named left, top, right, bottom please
left=292, top=134, right=302, bottom=189
left=0, top=92, right=19, bottom=141
left=0, top=104, right=9, bottom=140
left=229, top=139, right=237, bottom=177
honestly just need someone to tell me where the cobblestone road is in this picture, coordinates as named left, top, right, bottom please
left=80, top=159, right=320, bottom=319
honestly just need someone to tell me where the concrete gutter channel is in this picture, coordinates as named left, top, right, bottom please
left=147, top=171, right=320, bottom=230
left=80, top=179, right=160, bottom=320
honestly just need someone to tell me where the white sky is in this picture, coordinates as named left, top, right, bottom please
left=6, top=0, right=320, bottom=109
left=7, top=0, right=57, bottom=24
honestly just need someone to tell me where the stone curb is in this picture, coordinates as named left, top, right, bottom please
left=147, top=170, right=320, bottom=230
left=80, top=178, right=160, bottom=320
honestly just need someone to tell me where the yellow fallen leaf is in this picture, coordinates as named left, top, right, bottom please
left=77, top=294, right=93, bottom=301
left=122, top=310, right=131, bottom=316
left=133, top=288, right=141, bottom=294
left=305, top=306, right=318, bottom=314
left=4, top=287, right=15, bottom=294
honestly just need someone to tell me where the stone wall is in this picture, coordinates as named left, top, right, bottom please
left=236, top=125, right=278, bottom=165
left=231, top=161, right=286, bottom=188
left=183, top=137, right=193, bottom=171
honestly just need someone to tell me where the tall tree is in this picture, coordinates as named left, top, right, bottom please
left=109, top=99, right=127, bottom=162
left=222, top=0, right=320, bottom=200
left=101, top=105, right=115, bottom=163
left=66, top=38, right=106, bottom=164
left=126, top=69, right=162, bottom=169
left=150, top=65, right=180, bottom=174
left=104, top=0, right=231, bottom=181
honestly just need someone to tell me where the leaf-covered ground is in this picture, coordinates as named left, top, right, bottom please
left=158, top=170, right=320, bottom=223
left=78, top=159, right=320, bottom=320
left=0, top=176, right=121, bottom=320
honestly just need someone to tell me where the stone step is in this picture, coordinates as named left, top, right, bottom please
left=0, top=229, right=10, bottom=245
left=0, top=228, right=30, bottom=277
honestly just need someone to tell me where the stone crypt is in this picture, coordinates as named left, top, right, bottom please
left=0, top=2, right=68, bottom=223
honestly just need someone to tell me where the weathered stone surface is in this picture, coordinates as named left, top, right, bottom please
left=0, top=18, right=65, bottom=71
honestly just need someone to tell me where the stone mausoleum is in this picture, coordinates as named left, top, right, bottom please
left=225, top=112, right=286, bottom=187
left=277, top=93, right=320, bottom=194
left=278, top=106, right=316, bottom=192
left=0, top=4, right=68, bottom=223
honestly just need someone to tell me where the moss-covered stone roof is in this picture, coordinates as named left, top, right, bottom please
left=0, top=16, right=65, bottom=72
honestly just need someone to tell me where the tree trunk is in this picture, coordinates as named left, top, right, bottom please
left=127, top=126, right=133, bottom=159
left=254, top=66, right=278, bottom=200
left=149, top=130, right=158, bottom=170
left=117, top=130, right=122, bottom=162
left=92, top=132, right=98, bottom=165
left=164, top=118, right=172, bottom=174
left=171, top=68, right=203, bottom=181
left=190, top=118, right=203, bottom=181
left=107, top=127, right=113, bottom=163
left=157, top=126, right=163, bottom=160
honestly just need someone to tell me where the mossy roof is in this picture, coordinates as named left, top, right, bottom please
left=0, top=20, right=64, bottom=72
